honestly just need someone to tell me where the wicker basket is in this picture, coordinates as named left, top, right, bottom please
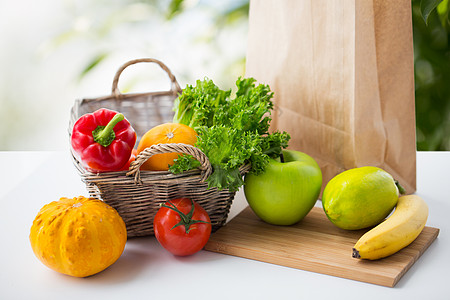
left=69, top=58, right=249, bottom=237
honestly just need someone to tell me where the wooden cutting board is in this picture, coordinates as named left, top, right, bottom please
left=204, top=206, right=439, bottom=287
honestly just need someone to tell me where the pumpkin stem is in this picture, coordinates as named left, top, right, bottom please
left=160, top=199, right=210, bottom=234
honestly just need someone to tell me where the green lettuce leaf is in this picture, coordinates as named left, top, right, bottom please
left=171, top=77, right=290, bottom=192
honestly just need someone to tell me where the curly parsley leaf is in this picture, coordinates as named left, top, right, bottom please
left=168, top=154, right=201, bottom=174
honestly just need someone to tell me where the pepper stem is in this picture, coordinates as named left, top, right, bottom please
left=92, top=113, right=124, bottom=147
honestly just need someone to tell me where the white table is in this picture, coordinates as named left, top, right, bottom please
left=0, top=151, right=448, bottom=300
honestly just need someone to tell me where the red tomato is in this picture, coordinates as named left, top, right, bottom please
left=120, top=149, right=137, bottom=171
left=154, top=198, right=211, bottom=256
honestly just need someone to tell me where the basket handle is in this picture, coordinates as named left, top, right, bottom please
left=111, top=58, right=182, bottom=98
left=126, top=143, right=212, bottom=184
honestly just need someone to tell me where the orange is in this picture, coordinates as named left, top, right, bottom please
left=137, top=123, right=197, bottom=171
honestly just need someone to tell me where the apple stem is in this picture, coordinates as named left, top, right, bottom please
left=280, top=153, right=285, bottom=163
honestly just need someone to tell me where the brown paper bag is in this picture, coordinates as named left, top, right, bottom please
left=245, top=0, right=416, bottom=194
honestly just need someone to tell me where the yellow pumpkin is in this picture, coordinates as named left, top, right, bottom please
left=29, top=196, right=127, bottom=277
left=137, top=123, right=197, bottom=171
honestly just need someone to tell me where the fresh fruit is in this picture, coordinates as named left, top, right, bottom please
left=29, top=196, right=127, bottom=277
left=244, top=150, right=322, bottom=225
left=137, top=123, right=197, bottom=171
left=154, top=198, right=211, bottom=256
left=352, top=195, right=428, bottom=260
left=71, top=108, right=137, bottom=172
left=322, top=166, right=402, bottom=230
left=120, top=149, right=137, bottom=171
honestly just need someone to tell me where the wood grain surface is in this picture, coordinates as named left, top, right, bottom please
left=204, top=206, right=439, bottom=287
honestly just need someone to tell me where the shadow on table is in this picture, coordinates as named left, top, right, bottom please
left=62, top=233, right=234, bottom=285
left=82, top=236, right=156, bottom=284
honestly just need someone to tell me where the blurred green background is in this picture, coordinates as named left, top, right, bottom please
left=412, top=0, right=450, bottom=150
left=0, top=0, right=449, bottom=150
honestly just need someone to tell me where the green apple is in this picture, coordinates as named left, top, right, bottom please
left=244, top=150, right=322, bottom=225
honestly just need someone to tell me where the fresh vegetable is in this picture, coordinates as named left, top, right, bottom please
left=29, top=196, right=127, bottom=277
left=136, top=123, right=197, bottom=171
left=71, top=108, right=136, bottom=173
left=353, top=195, right=428, bottom=260
left=171, top=77, right=290, bottom=192
left=120, top=149, right=137, bottom=171
left=173, top=78, right=231, bottom=131
left=322, top=167, right=404, bottom=230
left=244, top=150, right=322, bottom=225
left=153, top=198, right=211, bottom=256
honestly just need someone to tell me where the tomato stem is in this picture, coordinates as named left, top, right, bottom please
left=161, top=199, right=210, bottom=233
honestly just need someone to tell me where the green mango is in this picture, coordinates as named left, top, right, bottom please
left=322, top=166, right=401, bottom=230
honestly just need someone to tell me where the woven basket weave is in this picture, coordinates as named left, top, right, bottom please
left=69, top=58, right=248, bottom=237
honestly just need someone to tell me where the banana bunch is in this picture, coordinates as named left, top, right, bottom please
left=352, top=195, right=428, bottom=260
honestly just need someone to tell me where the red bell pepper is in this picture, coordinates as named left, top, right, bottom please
left=71, top=108, right=137, bottom=173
